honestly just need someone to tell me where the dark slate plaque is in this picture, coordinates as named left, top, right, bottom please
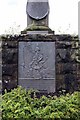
left=26, top=0, right=49, bottom=20
left=18, top=42, right=55, bottom=93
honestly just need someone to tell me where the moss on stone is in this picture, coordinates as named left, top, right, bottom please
left=27, top=25, right=49, bottom=31
left=21, top=24, right=52, bottom=34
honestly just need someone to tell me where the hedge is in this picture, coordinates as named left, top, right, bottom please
left=1, top=86, right=80, bottom=120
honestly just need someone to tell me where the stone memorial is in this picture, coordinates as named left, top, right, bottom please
left=1, top=0, right=80, bottom=93
left=18, top=0, right=56, bottom=93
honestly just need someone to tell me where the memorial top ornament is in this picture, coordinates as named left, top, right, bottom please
left=26, top=0, right=49, bottom=20
left=26, top=0, right=50, bottom=28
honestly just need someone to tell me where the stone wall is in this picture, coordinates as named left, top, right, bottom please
left=56, top=35, right=80, bottom=92
left=0, top=38, right=2, bottom=93
left=1, top=35, right=18, bottom=92
left=1, top=34, right=80, bottom=93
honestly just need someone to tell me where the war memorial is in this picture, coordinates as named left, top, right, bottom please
left=1, top=0, right=80, bottom=93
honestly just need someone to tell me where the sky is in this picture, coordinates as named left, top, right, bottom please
left=0, top=0, right=79, bottom=35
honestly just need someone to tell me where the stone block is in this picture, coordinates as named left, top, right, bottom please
left=63, top=63, right=77, bottom=74
left=2, top=49, right=17, bottom=64
left=56, top=49, right=72, bottom=62
left=64, top=73, right=77, bottom=91
left=56, top=35, right=72, bottom=41
left=2, top=41, right=18, bottom=49
left=56, top=63, right=63, bottom=74
left=0, top=41, right=2, bottom=48
left=0, top=49, right=2, bottom=64
left=0, top=64, right=2, bottom=79
left=56, top=74, right=65, bottom=90
left=2, top=76, right=17, bottom=91
left=72, top=42, right=79, bottom=49
left=2, top=64, right=17, bottom=76
left=56, top=41, right=72, bottom=49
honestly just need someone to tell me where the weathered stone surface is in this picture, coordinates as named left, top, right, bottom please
left=63, top=63, right=77, bottom=74
left=18, top=34, right=56, bottom=41
left=0, top=41, right=2, bottom=48
left=56, top=75, right=65, bottom=90
left=2, top=49, right=17, bottom=64
left=2, top=41, right=18, bottom=48
left=56, top=35, right=80, bottom=92
left=2, top=76, right=17, bottom=91
left=56, top=35, right=72, bottom=41
left=19, top=79, right=55, bottom=93
left=72, top=42, right=79, bottom=49
left=18, top=41, right=56, bottom=93
left=56, top=49, right=67, bottom=62
left=26, top=0, right=49, bottom=27
left=0, top=64, right=2, bottom=78
left=64, top=73, right=77, bottom=91
left=0, top=49, right=2, bottom=64
left=56, top=63, right=77, bottom=74
left=2, top=64, right=17, bottom=76
left=27, top=0, right=49, bottom=20
left=56, top=49, right=73, bottom=63
left=56, top=41, right=72, bottom=49
left=56, top=64, right=63, bottom=74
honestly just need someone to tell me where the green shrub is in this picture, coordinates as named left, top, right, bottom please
left=1, top=86, right=80, bottom=120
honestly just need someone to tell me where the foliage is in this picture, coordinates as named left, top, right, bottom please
left=1, top=86, right=80, bottom=120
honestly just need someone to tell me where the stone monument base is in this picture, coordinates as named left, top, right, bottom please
left=19, top=79, right=55, bottom=93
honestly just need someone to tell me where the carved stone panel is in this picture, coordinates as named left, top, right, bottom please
left=18, top=42, right=55, bottom=93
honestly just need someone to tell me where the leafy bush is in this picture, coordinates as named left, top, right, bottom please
left=1, top=86, right=80, bottom=120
